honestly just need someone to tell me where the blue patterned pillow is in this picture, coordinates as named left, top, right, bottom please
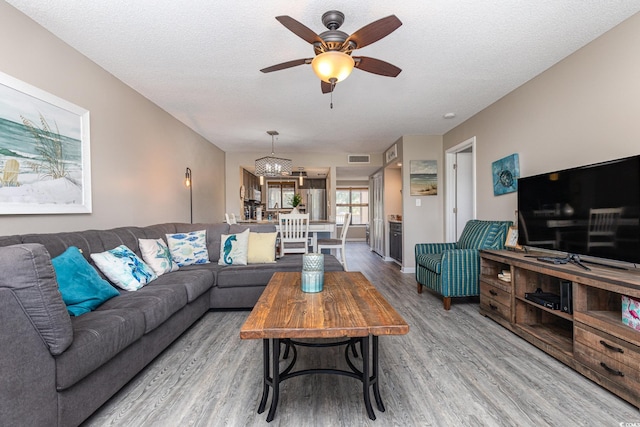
left=218, top=229, right=250, bottom=265
left=90, top=245, right=157, bottom=291
left=166, top=230, right=210, bottom=266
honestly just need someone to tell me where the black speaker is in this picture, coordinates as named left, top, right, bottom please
left=560, top=280, right=573, bottom=314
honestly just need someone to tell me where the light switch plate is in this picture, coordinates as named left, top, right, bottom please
left=416, top=199, right=421, bottom=207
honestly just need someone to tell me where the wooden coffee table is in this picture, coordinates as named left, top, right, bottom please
left=240, top=271, right=409, bottom=422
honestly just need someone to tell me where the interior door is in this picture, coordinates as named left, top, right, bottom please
left=455, top=151, right=474, bottom=239
left=370, top=171, right=384, bottom=256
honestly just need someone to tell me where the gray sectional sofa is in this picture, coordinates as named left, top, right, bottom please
left=0, top=222, right=343, bottom=427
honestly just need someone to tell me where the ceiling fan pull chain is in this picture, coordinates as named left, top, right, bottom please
left=330, top=78, right=336, bottom=109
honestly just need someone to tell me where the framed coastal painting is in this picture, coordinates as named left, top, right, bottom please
left=0, top=71, right=91, bottom=214
left=410, top=160, right=437, bottom=196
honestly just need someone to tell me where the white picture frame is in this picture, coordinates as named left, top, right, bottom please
left=0, top=71, right=91, bottom=214
left=505, top=226, right=521, bottom=250
left=385, top=144, right=397, bottom=164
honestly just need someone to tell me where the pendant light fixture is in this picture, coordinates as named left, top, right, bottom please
left=255, top=131, right=292, bottom=179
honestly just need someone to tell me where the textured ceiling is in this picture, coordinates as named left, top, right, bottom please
left=6, top=1, right=640, bottom=157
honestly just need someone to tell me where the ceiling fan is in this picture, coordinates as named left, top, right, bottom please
left=260, top=10, right=402, bottom=94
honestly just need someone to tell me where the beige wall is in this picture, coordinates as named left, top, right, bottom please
left=400, top=135, right=444, bottom=271
left=444, top=12, right=640, bottom=223
left=0, top=3, right=225, bottom=236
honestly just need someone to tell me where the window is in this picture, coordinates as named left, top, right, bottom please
left=336, top=187, right=369, bottom=225
left=267, top=181, right=295, bottom=209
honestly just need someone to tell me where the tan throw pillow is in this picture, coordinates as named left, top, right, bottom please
left=247, top=232, right=277, bottom=264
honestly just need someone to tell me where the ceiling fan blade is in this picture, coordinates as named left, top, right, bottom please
left=276, top=16, right=325, bottom=45
left=321, top=81, right=332, bottom=94
left=346, top=15, right=402, bottom=49
left=260, top=58, right=311, bottom=73
left=353, top=56, right=402, bottom=77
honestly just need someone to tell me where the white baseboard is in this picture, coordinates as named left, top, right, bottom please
left=401, top=267, right=415, bottom=274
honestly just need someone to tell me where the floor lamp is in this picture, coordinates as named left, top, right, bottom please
left=185, top=167, right=192, bottom=224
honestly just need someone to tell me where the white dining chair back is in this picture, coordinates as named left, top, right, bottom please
left=317, top=212, right=351, bottom=270
left=587, top=207, right=623, bottom=249
left=279, top=213, right=310, bottom=255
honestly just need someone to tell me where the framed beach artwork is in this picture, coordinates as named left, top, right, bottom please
left=0, top=71, right=91, bottom=214
left=410, top=160, right=437, bottom=196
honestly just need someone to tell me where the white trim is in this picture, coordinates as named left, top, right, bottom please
left=401, top=267, right=415, bottom=274
left=445, top=137, right=476, bottom=242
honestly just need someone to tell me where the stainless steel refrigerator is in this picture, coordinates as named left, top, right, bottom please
left=304, top=189, right=326, bottom=220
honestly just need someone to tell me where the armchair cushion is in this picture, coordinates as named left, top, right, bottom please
left=457, top=220, right=501, bottom=249
left=416, top=253, right=443, bottom=274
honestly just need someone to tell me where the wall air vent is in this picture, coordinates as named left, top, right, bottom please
left=347, top=154, right=371, bottom=164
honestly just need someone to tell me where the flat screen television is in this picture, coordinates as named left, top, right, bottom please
left=517, top=155, right=640, bottom=265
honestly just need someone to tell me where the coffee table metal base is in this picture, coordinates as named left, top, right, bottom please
left=257, top=335, right=384, bottom=422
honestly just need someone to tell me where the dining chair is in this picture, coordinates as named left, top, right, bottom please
left=317, top=212, right=351, bottom=270
left=279, top=213, right=310, bottom=255
left=587, top=207, right=623, bottom=249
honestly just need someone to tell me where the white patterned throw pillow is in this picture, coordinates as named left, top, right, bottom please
left=218, top=229, right=250, bottom=265
left=166, top=230, right=210, bottom=266
left=90, top=245, right=157, bottom=291
left=138, top=238, right=179, bottom=276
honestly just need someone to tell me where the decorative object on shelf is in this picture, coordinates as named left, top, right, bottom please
left=492, top=153, right=520, bottom=196
left=301, top=253, right=324, bottom=293
left=184, top=167, right=193, bottom=224
left=622, top=295, right=640, bottom=331
left=255, top=131, right=292, bottom=178
left=385, top=144, right=398, bottom=163
left=505, top=226, right=521, bottom=250
left=240, top=184, right=245, bottom=200
left=0, top=71, right=92, bottom=214
left=409, top=160, right=437, bottom=196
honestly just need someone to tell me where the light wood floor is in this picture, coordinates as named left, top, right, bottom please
left=83, top=243, right=639, bottom=427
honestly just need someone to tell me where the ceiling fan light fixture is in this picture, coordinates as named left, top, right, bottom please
left=311, top=51, right=355, bottom=83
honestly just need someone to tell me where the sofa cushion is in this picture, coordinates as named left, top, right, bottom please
left=91, top=245, right=157, bottom=291
left=216, top=254, right=343, bottom=288
left=96, top=282, right=188, bottom=333
left=55, top=308, right=145, bottom=390
left=52, top=246, right=120, bottom=316
left=0, top=244, right=73, bottom=356
left=151, top=269, right=214, bottom=303
left=416, top=253, right=443, bottom=274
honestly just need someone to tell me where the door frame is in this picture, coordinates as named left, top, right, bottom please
left=445, top=137, right=477, bottom=242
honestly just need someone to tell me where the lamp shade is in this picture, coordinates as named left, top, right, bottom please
left=311, top=51, right=355, bottom=83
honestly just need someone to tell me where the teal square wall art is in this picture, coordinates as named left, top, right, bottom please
left=492, top=154, right=519, bottom=196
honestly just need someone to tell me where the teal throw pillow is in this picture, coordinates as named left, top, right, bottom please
left=52, top=246, right=120, bottom=316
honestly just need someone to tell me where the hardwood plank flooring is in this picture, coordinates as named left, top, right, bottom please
left=83, top=243, right=639, bottom=426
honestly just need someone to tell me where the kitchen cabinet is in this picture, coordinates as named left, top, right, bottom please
left=389, top=221, right=402, bottom=262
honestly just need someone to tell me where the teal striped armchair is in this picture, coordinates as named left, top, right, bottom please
left=415, top=220, right=512, bottom=310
